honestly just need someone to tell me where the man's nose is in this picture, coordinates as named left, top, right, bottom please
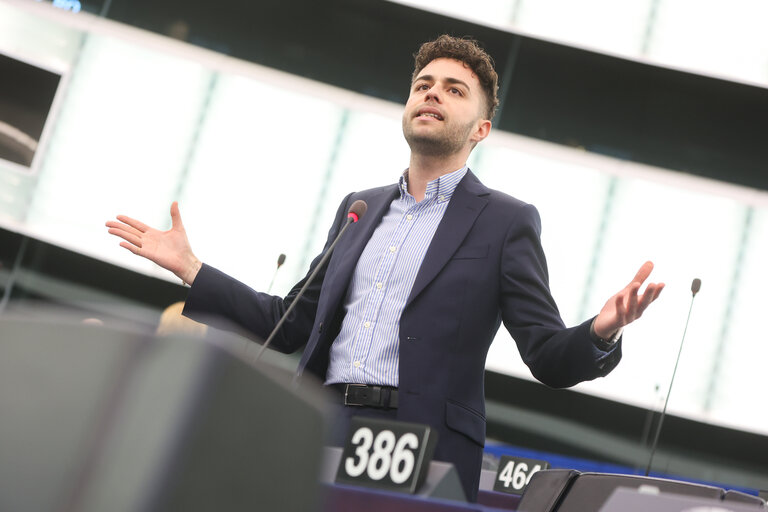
left=425, top=85, right=441, bottom=103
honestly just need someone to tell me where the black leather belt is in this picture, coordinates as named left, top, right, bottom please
left=331, top=384, right=399, bottom=409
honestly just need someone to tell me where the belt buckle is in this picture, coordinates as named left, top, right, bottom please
left=344, top=384, right=368, bottom=406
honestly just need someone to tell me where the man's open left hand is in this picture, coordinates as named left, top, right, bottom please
left=592, top=261, right=665, bottom=339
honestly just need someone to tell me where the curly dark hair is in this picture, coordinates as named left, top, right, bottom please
left=412, top=35, right=499, bottom=120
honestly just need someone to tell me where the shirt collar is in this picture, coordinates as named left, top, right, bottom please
left=399, top=166, right=468, bottom=203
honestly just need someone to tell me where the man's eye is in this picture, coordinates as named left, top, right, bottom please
left=417, top=84, right=429, bottom=90
left=450, top=88, right=462, bottom=95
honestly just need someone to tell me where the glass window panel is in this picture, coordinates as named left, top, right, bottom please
left=475, top=142, right=611, bottom=323
left=24, top=34, right=212, bottom=276
left=303, top=109, right=411, bottom=265
left=514, top=0, right=651, bottom=56
left=476, top=141, right=611, bottom=376
left=574, top=177, right=746, bottom=420
left=177, top=73, right=343, bottom=295
left=708, top=206, right=768, bottom=433
left=647, top=0, right=768, bottom=85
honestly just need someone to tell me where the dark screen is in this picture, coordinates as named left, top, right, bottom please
left=0, top=53, right=61, bottom=169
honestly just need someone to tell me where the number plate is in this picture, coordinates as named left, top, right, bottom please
left=492, top=455, right=550, bottom=494
left=335, top=417, right=437, bottom=494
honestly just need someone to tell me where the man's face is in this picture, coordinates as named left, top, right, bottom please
left=402, top=58, right=489, bottom=157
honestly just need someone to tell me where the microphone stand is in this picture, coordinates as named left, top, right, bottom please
left=252, top=204, right=365, bottom=364
left=266, top=254, right=286, bottom=294
left=644, top=278, right=701, bottom=476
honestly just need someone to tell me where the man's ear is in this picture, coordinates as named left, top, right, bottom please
left=470, top=118, right=492, bottom=145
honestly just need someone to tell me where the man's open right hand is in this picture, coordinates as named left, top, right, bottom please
left=106, top=201, right=201, bottom=285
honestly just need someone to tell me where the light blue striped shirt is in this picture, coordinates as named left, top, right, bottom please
left=325, top=166, right=468, bottom=386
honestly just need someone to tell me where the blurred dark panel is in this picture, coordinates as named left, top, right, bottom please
left=18, top=233, right=187, bottom=308
left=0, top=318, right=326, bottom=511
left=104, top=0, right=514, bottom=105
left=0, top=228, right=23, bottom=268
left=500, top=38, right=768, bottom=190
left=0, top=54, right=60, bottom=140
left=0, top=53, right=61, bottom=168
left=0, top=228, right=24, bottom=299
left=0, top=227, right=186, bottom=318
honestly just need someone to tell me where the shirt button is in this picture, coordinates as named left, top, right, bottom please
left=406, top=214, right=413, bottom=221
left=353, top=361, right=361, bottom=368
left=438, top=195, right=446, bottom=201
left=389, top=246, right=397, bottom=253
left=364, top=321, right=371, bottom=328
left=376, top=283, right=383, bottom=290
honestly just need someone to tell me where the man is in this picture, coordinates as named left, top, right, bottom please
left=107, top=35, right=664, bottom=500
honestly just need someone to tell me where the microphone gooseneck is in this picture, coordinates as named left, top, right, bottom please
left=266, top=253, right=288, bottom=294
left=645, top=278, right=702, bottom=476
left=253, top=200, right=368, bottom=364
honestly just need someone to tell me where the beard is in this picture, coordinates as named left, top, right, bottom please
left=402, top=115, right=475, bottom=157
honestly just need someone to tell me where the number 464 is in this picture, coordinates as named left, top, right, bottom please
left=498, top=461, right=542, bottom=490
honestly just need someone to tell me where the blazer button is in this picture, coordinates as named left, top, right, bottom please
left=318, top=322, right=324, bottom=333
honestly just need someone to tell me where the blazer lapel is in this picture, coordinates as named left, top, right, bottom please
left=405, top=171, right=489, bottom=308
left=326, top=184, right=400, bottom=306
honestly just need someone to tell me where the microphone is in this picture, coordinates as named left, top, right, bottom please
left=266, top=253, right=287, bottom=294
left=645, top=278, right=702, bottom=476
left=347, top=201, right=367, bottom=223
left=691, top=278, right=701, bottom=296
left=253, top=200, right=367, bottom=364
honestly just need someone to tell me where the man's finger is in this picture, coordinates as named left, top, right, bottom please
left=627, top=283, right=640, bottom=313
left=613, top=294, right=625, bottom=318
left=170, top=201, right=183, bottom=230
left=116, top=215, right=149, bottom=233
left=106, top=221, right=142, bottom=238
left=119, top=241, right=140, bottom=255
left=109, top=228, right=142, bottom=248
left=107, top=227, right=132, bottom=242
left=650, top=283, right=665, bottom=303
left=637, top=286, right=656, bottom=310
left=637, top=283, right=665, bottom=315
left=628, top=261, right=654, bottom=287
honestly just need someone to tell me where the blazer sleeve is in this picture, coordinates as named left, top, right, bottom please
left=500, top=203, right=621, bottom=388
left=183, top=193, right=354, bottom=353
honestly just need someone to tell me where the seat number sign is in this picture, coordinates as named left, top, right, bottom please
left=493, top=455, right=550, bottom=494
left=335, top=417, right=437, bottom=494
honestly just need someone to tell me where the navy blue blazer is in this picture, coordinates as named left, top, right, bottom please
left=184, top=170, right=621, bottom=499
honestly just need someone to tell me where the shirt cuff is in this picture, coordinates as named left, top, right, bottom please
left=590, top=318, right=623, bottom=351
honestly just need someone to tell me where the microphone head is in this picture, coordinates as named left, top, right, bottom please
left=691, top=278, right=702, bottom=296
left=347, top=200, right=368, bottom=223
left=277, top=253, right=286, bottom=267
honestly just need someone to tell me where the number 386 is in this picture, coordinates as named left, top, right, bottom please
left=344, top=427, right=420, bottom=484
